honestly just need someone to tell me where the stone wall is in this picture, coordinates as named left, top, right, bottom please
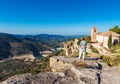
left=90, top=43, right=111, bottom=55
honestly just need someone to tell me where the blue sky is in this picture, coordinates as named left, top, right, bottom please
left=0, top=0, right=120, bottom=35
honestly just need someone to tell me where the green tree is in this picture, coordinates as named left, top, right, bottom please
left=108, top=35, right=112, bottom=49
left=109, top=26, right=120, bottom=34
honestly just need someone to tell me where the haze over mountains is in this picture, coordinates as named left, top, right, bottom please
left=0, top=33, right=85, bottom=60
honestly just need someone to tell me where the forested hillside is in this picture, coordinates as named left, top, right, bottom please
left=0, top=33, right=85, bottom=59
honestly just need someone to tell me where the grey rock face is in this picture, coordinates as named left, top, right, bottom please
left=1, top=71, right=78, bottom=84
left=1, top=56, right=120, bottom=84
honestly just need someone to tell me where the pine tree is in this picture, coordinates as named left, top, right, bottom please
left=109, top=26, right=120, bottom=34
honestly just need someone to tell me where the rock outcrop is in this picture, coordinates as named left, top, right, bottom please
left=50, top=56, right=74, bottom=72
left=63, top=39, right=79, bottom=56
left=49, top=56, right=120, bottom=84
left=63, top=38, right=112, bottom=57
left=1, top=56, right=120, bottom=84
left=1, top=71, right=78, bottom=84
left=90, top=43, right=111, bottom=55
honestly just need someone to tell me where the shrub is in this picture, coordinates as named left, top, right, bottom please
left=72, top=52, right=79, bottom=57
left=111, top=42, right=120, bottom=53
left=52, top=49, right=65, bottom=56
left=108, top=35, right=112, bottom=49
left=92, top=48, right=99, bottom=53
left=84, top=36, right=91, bottom=43
left=72, top=60, right=87, bottom=67
left=101, top=55, right=120, bottom=67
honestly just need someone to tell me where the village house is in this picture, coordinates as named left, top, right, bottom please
left=91, top=27, right=120, bottom=48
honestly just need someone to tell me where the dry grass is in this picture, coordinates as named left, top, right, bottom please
left=101, top=55, right=120, bottom=67
left=72, top=60, right=87, bottom=67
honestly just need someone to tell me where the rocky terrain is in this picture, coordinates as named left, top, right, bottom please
left=1, top=34, right=120, bottom=84
left=1, top=56, right=120, bottom=84
left=62, top=37, right=112, bottom=57
left=1, top=71, right=78, bottom=84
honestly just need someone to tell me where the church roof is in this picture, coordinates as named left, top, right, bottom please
left=97, top=31, right=120, bottom=37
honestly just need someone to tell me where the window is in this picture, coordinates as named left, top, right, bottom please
left=113, top=39, right=118, bottom=45
left=94, top=29, right=96, bottom=32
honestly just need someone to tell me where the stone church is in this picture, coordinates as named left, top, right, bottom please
left=91, top=27, right=120, bottom=48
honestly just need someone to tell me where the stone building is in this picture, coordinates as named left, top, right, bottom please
left=91, top=27, right=120, bottom=48
left=91, top=27, right=98, bottom=42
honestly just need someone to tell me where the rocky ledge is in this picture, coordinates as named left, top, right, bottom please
left=1, top=56, right=120, bottom=84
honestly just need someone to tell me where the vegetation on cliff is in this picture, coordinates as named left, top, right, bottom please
left=101, top=41, right=120, bottom=67
left=0, top=58, right=51, bottom=82
left=52, top=49, right=65, bottom=56
left=101, top=55, right=120, bottom=67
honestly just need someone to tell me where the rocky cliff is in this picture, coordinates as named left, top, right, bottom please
left=62, top=37, right=112, bottom=57
left=63, top=39, right=79, bottom=56
left=1, top=71, right=78, bottom=84
left=49, top=56, right=120, bottom=84
left=1, top=56, right=120, bottom=84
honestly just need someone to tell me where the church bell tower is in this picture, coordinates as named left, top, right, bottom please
left=91, top=27, right=98, bottom=42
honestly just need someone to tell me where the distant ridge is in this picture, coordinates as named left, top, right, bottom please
left=0, top=33, right=85, bottom=59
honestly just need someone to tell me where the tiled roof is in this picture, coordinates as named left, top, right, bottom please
left=97, top=31, right=120, bottom=37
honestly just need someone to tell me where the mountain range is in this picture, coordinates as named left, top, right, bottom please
left=0, top=33, right=85, bottom=59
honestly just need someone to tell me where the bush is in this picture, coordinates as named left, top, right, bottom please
left=84, top=36, right=91, bottom=43
left=52, top=49, right=65, bottom=56
left=108, top=35, right=112, bottom=49
left=72, top=60, right=87, bottom=67
left=101, top=55, right=120, bottom=67
left=92, top=48, right=99, bottom=53
left=71, top=52, right=79, bottom=57
left=111, top=42, right=120, bottom=53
